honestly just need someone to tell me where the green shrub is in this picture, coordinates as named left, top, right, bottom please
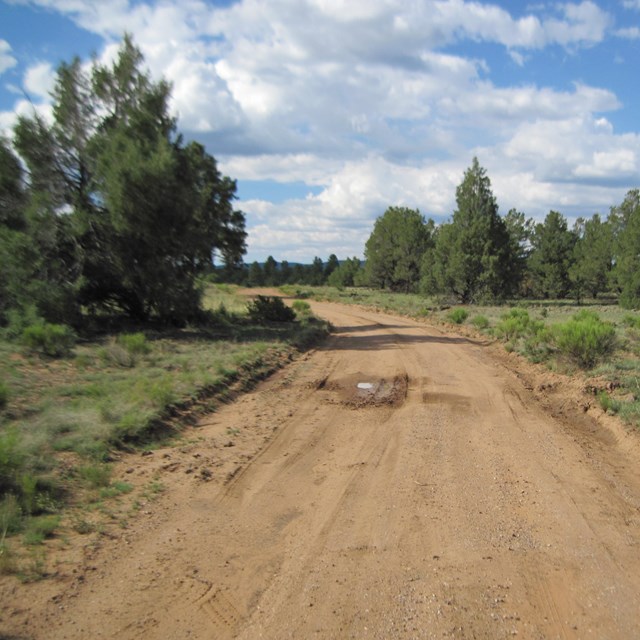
left=522, top=326, right=553, bottom=363
left=98, top=333, right=151, bottom=368
left=22, top=323, right=76, bottom=357
left=471, top=315, right=490, bottom=330
left=3, top=305, right=41, bottom=341
left=291, top=300, right=311, bottom=316
left=448, top=308, right=469, bottom=324
left=496, top=308, right=531, bottom=341
left=553, top=312, right=617, bottom=368
left=247, top=296, right=296, bottom=323
left=117, top=332, right=151, bottom=355
left=290, top=317, right=332, bottom=350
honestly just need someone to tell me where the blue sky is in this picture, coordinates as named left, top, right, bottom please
left=1, top=0, right=639, bottom=263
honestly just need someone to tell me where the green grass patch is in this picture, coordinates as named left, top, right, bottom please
left=291, top=300, right=312, bottom=316
left=447, top=308, right=469, bottom=325
left=471, top=315, right=490, bottom=330
left=21, top=323, right=76, bottom=358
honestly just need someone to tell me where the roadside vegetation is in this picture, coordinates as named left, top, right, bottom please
left=0, top=284, right=330, bottom=577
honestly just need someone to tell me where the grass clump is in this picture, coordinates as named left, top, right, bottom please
left=0, top=429, right=25, bottom=498
left=471, top=315, right=490, bottom=330
left=553, top=311, right=617, bottom=369
left=99, top=333, right=150, bottom=368
left=598, top=391, right=621, bottom=414
left=78, top=464, right=112, bottom=489
left=117, top=333, right=151, bottom=356
left=291, top=300, right=312, bottom=316
left=496, top=308, right=533, bottom=341
left=447, top=308, right=469, bottom=325
left=21, top=323, right=76, bottom=358
left=23, top=515, right=60, bottom=545
left=622, top=314, right=640, bottom=329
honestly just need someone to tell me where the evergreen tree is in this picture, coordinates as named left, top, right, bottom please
left=0, top=137, right=26, bottom=231
left=569, top=214, right=613, bottom=300
left=263, top=256, right=278, bottom=286
left=324, top=254, right=339, bottom=281
left=248, top=261, right=265, bottom=287
left=610, top=189, right=640, bottom=308
left=327, top=257, right=361, bottom=288
left=308, top=257, right=325, bottom=285
left=424, top=158, right=514, bottom=302
left=10, top=35, right=245, bottom=323
left=279, top=260, right=292, bottom=285
left=503, top=208, right=532, bottom=296
left=528, top=211, right=577, bottom=299
left=364, top=206, right=433, bottom=293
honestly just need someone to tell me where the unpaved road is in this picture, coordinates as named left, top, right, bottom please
left=3, top=301, right=640, bottom=639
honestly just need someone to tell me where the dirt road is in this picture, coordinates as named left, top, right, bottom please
left=4, top=301, right=640, bottom=639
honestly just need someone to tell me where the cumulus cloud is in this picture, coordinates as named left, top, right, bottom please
left=616, top=26, right=640, bottom=38
left=0, top=40, right=17, bottom=75
left=23, top=61, right=56, bottom=100
left=4, top=0, right=637, bottom=260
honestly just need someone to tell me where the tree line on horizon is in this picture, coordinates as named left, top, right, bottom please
left=231, top=158, right=640, bottom=308
left=361, top=158, right=639, bottom=307
left=219, top=254, right=363, bottom=289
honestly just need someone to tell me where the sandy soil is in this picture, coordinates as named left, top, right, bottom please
left=3, top=300, right=640, bottom=639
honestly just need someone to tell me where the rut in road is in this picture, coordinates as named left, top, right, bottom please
left=8, top=301, right=640, bottom=640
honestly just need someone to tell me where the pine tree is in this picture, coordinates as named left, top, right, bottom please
left=364, top=206, right=433, bottom=293
left=610, top=190, right=640, bottom=308
left=10, top=35, right=245, bottom=323
left=569, top=214, right=613, bottom=300
left=528, top=211, right=577, bottom=299
left=426, top=158, right=514, bottom=302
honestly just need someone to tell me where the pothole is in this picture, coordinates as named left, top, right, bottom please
left=319, top=373, right=408, bottom=408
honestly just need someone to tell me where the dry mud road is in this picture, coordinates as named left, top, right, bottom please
left=4, top=300, right=640, bottom=639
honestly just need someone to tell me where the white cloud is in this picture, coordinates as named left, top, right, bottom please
left=4, top=0, right=637, bottom=261
left=0, top=98, right=53, bottom=137
left=0, top=40, right=17, bottom=75
left=23, top=62, right=55, bottom=100
left=616, top=26, right=640, bottom=38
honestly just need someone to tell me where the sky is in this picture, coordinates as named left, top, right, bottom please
left=1, top=0, right=639, bottom=263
